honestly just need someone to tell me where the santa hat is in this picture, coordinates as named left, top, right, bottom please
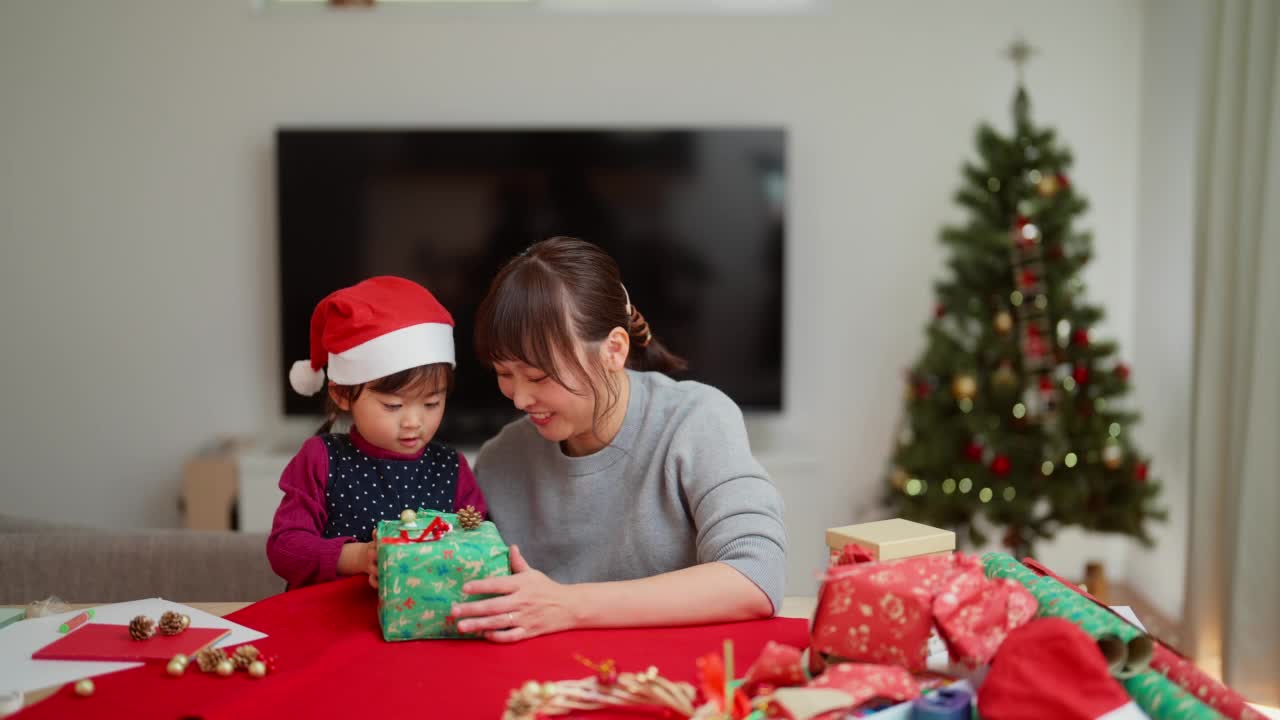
left=288, top=276, right=455, bottom=396
left=978, top=618, right=1149, bottom=720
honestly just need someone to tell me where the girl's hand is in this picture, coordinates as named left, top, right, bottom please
left=337, top=540, right=379, bottom=588
left=365, top=541, right=379, bottom=589
left=451, top=545, right=577, bottom=643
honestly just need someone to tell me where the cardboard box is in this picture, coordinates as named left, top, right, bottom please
left=825, top=518, right=955, bottom=561
left=180, top=437, right=253, bottom=531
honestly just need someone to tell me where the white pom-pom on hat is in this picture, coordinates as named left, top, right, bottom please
left=289, top=360, right=326, bottom=396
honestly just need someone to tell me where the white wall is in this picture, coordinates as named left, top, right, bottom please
left=0, top=0, right=1146, bottom=595
left=1125, top=0, right=1208, bottom=623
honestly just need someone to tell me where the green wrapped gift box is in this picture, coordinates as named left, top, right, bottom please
left=375, top=509, right=510, bottom=641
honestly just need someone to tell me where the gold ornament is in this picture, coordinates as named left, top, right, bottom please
left=890, top=467, right=908, bottom=490
left=128, top=615, right=156, bottom=641
left=992, top=363, right=1018, bottom=389
left=457, top=505, right=484, bottom=531
left=167, top=660, right=186, bottom=677
left=951, top=374, right=978, bottom=401
left=1037, top=174, right=1060, bottom=197
left=399, top=509, right=418, bottom=525
left=248, top=660, right=267, bottom=678
left=994, top=311, right=1014, bottom=334
left=195, top=647, right=228, bottom=673
left=158, top=611, right=186, bottom=636
left=215, top=659, right=235, bottom=677
left=179, top=614, right=190, bottom=630
left=171, top=654, right=189, bottom=667
left=1103, top=443, right=1124, bottom=470
left=232, top=644, right=261, bottom=671
left=74, top=679, right=95, bottom=697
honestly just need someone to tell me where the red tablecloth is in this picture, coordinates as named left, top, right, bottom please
left=17, top=577, right=809, bottom=719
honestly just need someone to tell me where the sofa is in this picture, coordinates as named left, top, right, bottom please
left=0, top=514, right=283, bottom=604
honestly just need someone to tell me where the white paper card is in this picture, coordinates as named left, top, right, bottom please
left=0, top=599, right=266, bottom=695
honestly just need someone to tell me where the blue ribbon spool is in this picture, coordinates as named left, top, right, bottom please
left=910, top=687, right=972, bottom=720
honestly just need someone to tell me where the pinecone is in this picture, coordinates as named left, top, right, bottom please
left=195, top=647, right=228, bottom=673
left=158, top=611, right=186, bottom=636
left=128, top=615, right=156, bottom=640
left=232, top=644, right=261, bottom=671
left=457, top=505, right=483, bottom=531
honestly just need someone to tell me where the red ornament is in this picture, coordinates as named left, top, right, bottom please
left=1135, top=463, right=1149, bottom=483
left=1072, top=329, right=1090, bottom=347
left=1027, top=324, right=1043, bottom=338
left=259, top=654, right=278, bottom=674
left=1056, top=173, right=1070, bottom=188
left=934, top=303, right=946, bottom=319
left=1114, top=363, right=1131, bottom=380
left=1046, top=244, right=1065, bottom=260
left=915, top=382, right=931, bottom=399
left=964, top=442, right=983, bottom=462
left=1026, top=335, right=1046, bottom=358
left=1072, top=365, right=1090, bottom=385
left=991, top=455, right=1011, bottom=476
left=1020, top=269, right=1037, bottom=287
left=1039, top=375, right=1054, bottom=391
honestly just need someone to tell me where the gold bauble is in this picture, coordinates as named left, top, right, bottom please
left=399, top=509, right=418, bottom=525
left=215, top=659, right=235, bottom=677
left=890, top=467, right=908, bottom=490
left=179, top=614, right=190, bottom=630
left=248, top=661, right=267, bottom=678
left=1037, top=175, right=1060, bottom=197
left=167, top=660, right=186, bottom=677
left=994, top=311, right=1014, bottom=334
left=1103, top=443, right=1124, bottom=470
left=992, top=364, right=1018, bottom=389
left=74, top=679, right=95, bottom=696
left=951, top=374, right=978, bottom=401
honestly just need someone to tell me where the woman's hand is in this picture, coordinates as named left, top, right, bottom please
left=451, top=545, right=577, bottom=643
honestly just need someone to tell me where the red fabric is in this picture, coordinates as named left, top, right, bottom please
left=810, top=553, right=1033, bottom=672
left=742, top=641, right=806, bottom=693
left=32, top=624, right=229, bottom=662
left=835, top=543, right=875, bottom=566
left=306, top=276, right=454, bottom=369
left=14, top=577, right=809, bottom=720
left=977, top=618, right=1133, bottom=720
left=1022, top=558, right=1264, bottom=720
left=806, top=662, right=919, bottom=704
left=931, top=565, right=1037, bottom=667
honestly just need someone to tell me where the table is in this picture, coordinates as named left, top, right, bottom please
left=8, top=597, right=816, bottom=711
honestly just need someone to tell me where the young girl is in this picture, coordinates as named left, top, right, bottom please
left=266, top=276, right=487, bottom=589
left=452, top=237, right=787, bottom=642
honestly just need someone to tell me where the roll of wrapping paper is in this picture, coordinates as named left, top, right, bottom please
left=1125, top=670, right=1228, bottom=720
left=1020, top=557, right=1266, bottom=720
left=982, top=553, right=1152, bottom=676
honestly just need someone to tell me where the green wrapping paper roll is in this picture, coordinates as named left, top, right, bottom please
left=982, top=553, right=1152, bottom=677
left=1125, top=670, right=1227, bottom=720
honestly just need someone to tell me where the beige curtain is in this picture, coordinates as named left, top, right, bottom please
left=1185, top=0, right=1280, bottom=704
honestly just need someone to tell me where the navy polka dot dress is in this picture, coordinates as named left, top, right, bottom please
left=319, top=433, right=460, bottom=543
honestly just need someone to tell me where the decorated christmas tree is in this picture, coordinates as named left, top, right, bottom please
left=886, top=46, right=1164, bottom=557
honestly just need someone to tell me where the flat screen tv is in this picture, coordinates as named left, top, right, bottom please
left=277, top=128, right=785, bottom=445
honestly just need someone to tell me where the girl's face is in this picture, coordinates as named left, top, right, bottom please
left=332, top=383, right=446, bottom=455
left=493, top=330, right=629, bottom=456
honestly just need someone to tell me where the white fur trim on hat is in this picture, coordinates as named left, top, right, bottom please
left=289, top=359, right=326, bottom=396
left=326, top=322, right=455, bottom=386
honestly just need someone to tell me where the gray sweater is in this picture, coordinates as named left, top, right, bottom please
left=473, top=370, right=788, bottom=611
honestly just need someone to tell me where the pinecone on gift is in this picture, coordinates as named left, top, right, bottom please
left=232, top=644, right=261, bottom=671
left=458, top=505, right=483, bottom=531
left=158, top=611, right=186, bottom=636
left=195, top=647, right=228, bottom=673
left=128, top=615, right=156, bottom=640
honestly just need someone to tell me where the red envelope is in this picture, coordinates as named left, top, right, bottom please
left=33, top=623, right=229, bottom=662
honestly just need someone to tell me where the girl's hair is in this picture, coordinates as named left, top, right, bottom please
left=474, top=236, right=687, bottom=432
left=315, top=363, right=454, bottom=435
